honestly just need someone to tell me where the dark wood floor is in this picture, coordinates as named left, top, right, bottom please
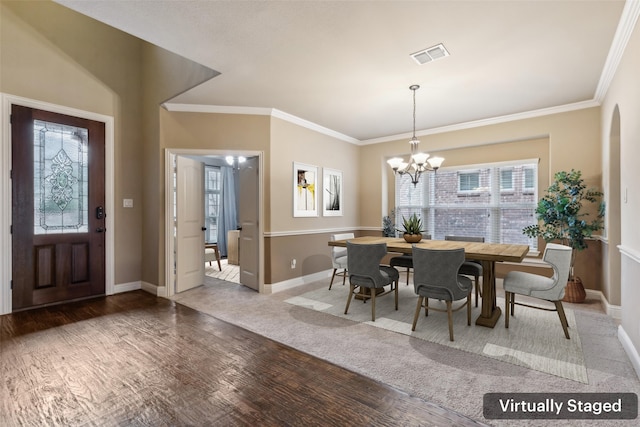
left=0, top=291, right=485, bottom=426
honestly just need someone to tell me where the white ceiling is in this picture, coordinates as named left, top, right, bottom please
left=55, top=0, right=629, bottom=143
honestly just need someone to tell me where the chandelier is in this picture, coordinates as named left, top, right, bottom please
left=387, top=85, right=444, bottom=186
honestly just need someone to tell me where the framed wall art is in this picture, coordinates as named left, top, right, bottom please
left=323, top=168, right=343, bottom=216
left=293, top=162, right=318, bottom=217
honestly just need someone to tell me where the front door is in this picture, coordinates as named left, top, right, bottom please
left=11, top=105, right=106, bottom=310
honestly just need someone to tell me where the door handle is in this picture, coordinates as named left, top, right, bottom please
left=202, top=227, right=207, bottom=231
left=96, top=227, right=105, bottom=233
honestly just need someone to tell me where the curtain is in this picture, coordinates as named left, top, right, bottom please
left=217, top=166, right=238, bottom=257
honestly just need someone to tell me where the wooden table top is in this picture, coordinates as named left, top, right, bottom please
left=329, top=236, right=529, bottom=263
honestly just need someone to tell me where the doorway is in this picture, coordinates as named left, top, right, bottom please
left=164, top=149, right=263, bottom=298
left=0, top=94, right=115, bottom=315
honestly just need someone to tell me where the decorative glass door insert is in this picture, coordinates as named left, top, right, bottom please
left=33, top=120, right=88, bottom=234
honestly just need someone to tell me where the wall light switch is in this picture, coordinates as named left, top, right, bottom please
left=123, top=199, right=134, bottom=208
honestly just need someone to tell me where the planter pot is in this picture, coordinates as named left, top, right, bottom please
left=403, top=233, right=422, bottom=243
left=563, top=277, right=586, bottom=303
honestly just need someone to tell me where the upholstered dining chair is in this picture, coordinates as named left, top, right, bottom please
left=389, top=234, right=431, bottom=286
left=503, top=243, right=573, bottom=339
left=411, top=246, right=472, bottom=341
left=329, top=233, right=355, bottom=290
left=444, top=235, right=484, bottom=307
left=344, top=242, right=399, bottom=322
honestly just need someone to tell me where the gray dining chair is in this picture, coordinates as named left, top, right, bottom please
left=328, top=232, right=354, bottom=290
left=445, top=235, right=484, bottom=307
left=503, top=243, right=573, bottom=339
left=344, top=242, right=400, bottom=322
left=411, top=246, right=472, bottom=341
left=389, top=234, right=431, bottom=286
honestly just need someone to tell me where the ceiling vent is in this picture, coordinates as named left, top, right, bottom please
left=411, top=43, right=450, bottom=65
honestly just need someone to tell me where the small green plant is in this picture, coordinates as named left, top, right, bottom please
left=397, top=213, right=424, bottom=235
left=382, top=211, right=395, bottom=237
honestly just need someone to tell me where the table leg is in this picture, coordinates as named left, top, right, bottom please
left=475, top=260, right=501, bottom=328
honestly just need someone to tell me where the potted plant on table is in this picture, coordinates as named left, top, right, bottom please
left=522, top=169, right=605, bottom=303
left=397, top=213, right=425, bottom=243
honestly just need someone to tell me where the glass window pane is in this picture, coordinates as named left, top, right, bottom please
left=33, top=120, right=88, bottom=235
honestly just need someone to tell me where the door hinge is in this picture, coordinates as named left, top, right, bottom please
left=10, top=169, right=13, bottom=179
left=10, top=280, right=13, bottom=290
left=9, top=114, right=12, bottom=124
left=10, top=225, right=12, bottom=234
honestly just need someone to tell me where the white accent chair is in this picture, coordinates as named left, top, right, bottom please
left=503, top=243, right=573, bottom=339
left=329, top=233, right=354, bottom=290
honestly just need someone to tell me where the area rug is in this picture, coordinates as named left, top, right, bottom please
left=285, top=283, right=588, bottom=383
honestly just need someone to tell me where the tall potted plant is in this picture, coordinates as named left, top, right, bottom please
left=522, top=169, right=605, bottom=302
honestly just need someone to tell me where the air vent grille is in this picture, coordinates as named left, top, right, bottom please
left=411, top=43, right=450, bottom=65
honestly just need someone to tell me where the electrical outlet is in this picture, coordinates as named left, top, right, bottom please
left=291, top=259, right=296, bottom=269
left=123, top=198, right=134, bottom=208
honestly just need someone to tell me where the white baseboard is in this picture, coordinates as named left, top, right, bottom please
left=584, top=289, right=622, bottom=320
left=618, top=325, right=640, bottom=380
left=265, top=270, right=332, bottom=294
left=141, top=281, right=165, bottom=297
left=114, top=281, right=141, bottom=293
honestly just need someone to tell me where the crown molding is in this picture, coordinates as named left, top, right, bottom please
left=594, top=0, right=640, bottom=102
left=162, top=103, right=359, bottom=144
left=360, top=100, right=600, bottom=145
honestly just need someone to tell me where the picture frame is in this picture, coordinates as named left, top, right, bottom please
left=293, top=162, right=318, bottom=217
left=323, top=168, right=343, bottom=216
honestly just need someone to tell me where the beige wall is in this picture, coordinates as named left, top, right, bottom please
left=139, top=49, right=218, bottom=288
left=601, top=12, right=640, bottom=359
left=1, top=0, right=144, bottom=285
left=359, top=108, right=602, bottom=228
left=1, top=0, right=217, bottom=292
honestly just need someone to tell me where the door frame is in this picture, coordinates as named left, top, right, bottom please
left=0, top=93, right=115, bottom=315
left=164, top=148, right=264, bottom=297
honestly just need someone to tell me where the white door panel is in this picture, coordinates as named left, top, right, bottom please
left=176, top=156, right=205, bottom=293
left=239, top=156, right=259, bottom=290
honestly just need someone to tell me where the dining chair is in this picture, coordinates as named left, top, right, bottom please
left=344, top=242, right=399, bottom=322
left=389, top=234, right=431, bottom=286
left=503, top=243, right=573, bottom=339
left=444, top=235, right=484, bottom=307
left=329, top=233, right=354, bottom=290
left=411, top=246, right=472, bottom=341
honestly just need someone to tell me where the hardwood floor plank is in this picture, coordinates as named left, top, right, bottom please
left=0, top=291, right=485, bottom=426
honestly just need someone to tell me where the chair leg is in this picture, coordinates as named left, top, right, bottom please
left=329, top=269, right=338, bottom=290
left=370, top=289, right=376, bottom=322
left=342, top=269, right=347, bottom=286
left=474, top=274, right=480, bottom=307
left=405, top=268, right=410, bottom=286
left=214, top=246, right=222, bottom=271
left=467, top=293, right=471, bottom=325
left=344, top=284, right=355, bottom=314
left=510, top=293, right=515, bottom=316
left=412, top=296, right=423, bottom=331
left=394, top=280, right=399, bottom=310
left=446, top=300, right=454, bottom=341
left=554, top=300, right=571, bottom=339
left=424, top=298, right=429, bottom=317
left=505, top=291, right=510, bottom=329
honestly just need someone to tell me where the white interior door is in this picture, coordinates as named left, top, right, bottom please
left=239, top=156, right=259, bottom=290
left=176, top=156, right=205, bottom=293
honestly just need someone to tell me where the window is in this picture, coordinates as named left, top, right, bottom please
left=500, top=168, right=514, bottom=191
left=395, top=160, right=538, bottom=250
left=204, top=166, right=221, bottom=243
left=458, top=171, right=480, bottom=192
left=523, top=167, right=535, bottom=192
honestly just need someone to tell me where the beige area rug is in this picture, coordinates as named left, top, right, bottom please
left=285, top=283, right=588, bottom=383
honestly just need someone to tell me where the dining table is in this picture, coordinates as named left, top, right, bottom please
left=328, top=236, right=529, bottom=328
